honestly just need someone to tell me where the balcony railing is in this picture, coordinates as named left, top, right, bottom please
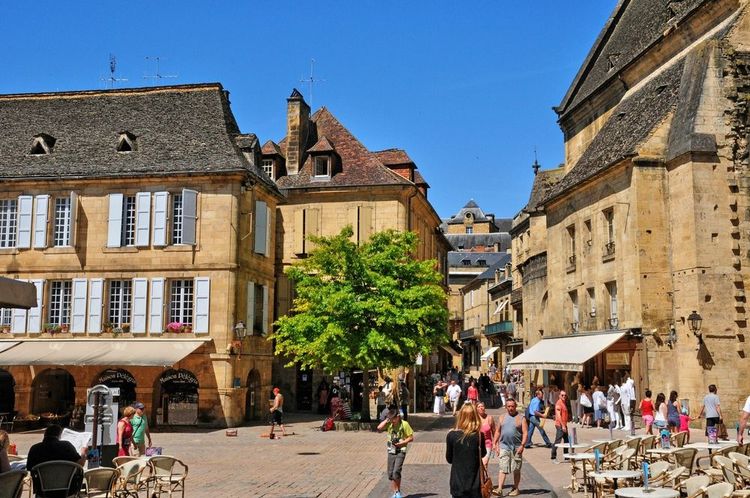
left=459, top=327, right=479, bottom=340
left=484, top=321, right=513, bottom=337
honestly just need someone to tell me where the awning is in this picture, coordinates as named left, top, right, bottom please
left=0, top=338, right=210, bottom=366
left=508, top=331, right=626, bottom=372
left=481, top=346, right=499, bottom=360
left=440, top=344, right=462, bottom=357
left=0, top=277, right=37, bottom=309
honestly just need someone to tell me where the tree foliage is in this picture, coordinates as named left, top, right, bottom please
left=273, top=227, right=449, bottom=372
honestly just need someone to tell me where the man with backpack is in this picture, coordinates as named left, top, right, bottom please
left=525, top=389, right=552, bottom=448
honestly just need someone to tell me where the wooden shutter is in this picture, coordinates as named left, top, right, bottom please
left=87, top=278, right=104, bottom=334
left=69, top=191, right=78, bottom=246
left=11, top=308, right=27, bottom=334
left=246, top=281, right=255, bottom=335
left=16, top=195, right=33, bottom=248
left=305, top=208, right=320, bottom=252
left=193, top=277, right=210, bottom=334
left=131, top=278, right=148, bottom=333
left=358, top=206, right=373, bottom=243
left=152, top=192, right=169, bottom=246
left=33, top=195, right=49, bottom=248
left=107, top=193, right=123, bottom=247
left=135, top=192, right=151, bottom=247
left=71, top=278, right=88, bottom=333
left=254, top=200, right=268, bottom=255
left=262, top=285, right=269, bottom=336
left=149, top=278, right=165, bottom=333
left=26, top=279, right=44, bottom=333
left=293, top=209, right=305, bottom=255
left=347, top=206, right=359, bottom=242
left=181, top=188, right=198, bottom=245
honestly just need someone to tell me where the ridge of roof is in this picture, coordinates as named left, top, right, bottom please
left=261, top=140, right=283, bottom=156
left=307, top=136, right=335, bottom=153
left=0, top=82, right=226, bottom=101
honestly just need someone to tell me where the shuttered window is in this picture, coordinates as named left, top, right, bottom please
left=193, top=277, right=210, bottom=333
left=88, top=279, right=103, bottom=333
left=0, top=200, right=18, bottom=248
left=131, top=278, right=148, bottom=333
left=33, top=195, right=49, bottom=249
left=0, top=309, right=12, bottom=327
left=48, top=280, right=73, bottom=325
left=169, top=279, right=193, bottom=325
left=122, top=195, right=137, bottom=246
left=71, top=278, right=88, bottom=333
left=26, top=280, right=44, bottom=333
left=254, top=200, right=268, bottom=255
left=107, top=280, right=133, bottom=327
left=53, top=197, right=72, bottom=247
left=152, top=192, right=169, bottom=246
left=17, top=195, right=33, bottom=248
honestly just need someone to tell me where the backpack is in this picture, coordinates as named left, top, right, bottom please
left=321, top=417, right=335, bottom=432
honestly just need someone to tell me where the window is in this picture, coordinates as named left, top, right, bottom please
left=171, top=193, right=184, bottom=244
left=584, top=219, right=592, bottom=248
left=0, top=309, right=11, bottom=327
left=604, top=208, right=614, bottom=243
left=567, top=224, right=576, bottom=264
left=314, top=156, right=330, bottom=177
left=569, top=290, right=579, bottom=331
left=116, top=132, right=136, bottom=152
left=48, top=280, right=72, bottom=325
left=466, top=226, right=473, bottom=234
left=122, top=195, right=136, bottom=246
left=262, top=159, right=274, bottom=179
left=0, top=200, right=18, bottom=248
left=169, top=279, right=194, bottom=325
left=606, top=281, right=618, bottom=324
left=107, top=280, right=132, bottom=327
left=168, top=190, right=198, bottom=246
left=30, top=134, right=55, bottom=155
left=53, top=197, right=72, bottom=246
left=246, top=281, right=268, bottom=336
left=587, top=287, right=596, bottom=318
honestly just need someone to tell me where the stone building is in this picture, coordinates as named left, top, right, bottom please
left=263, top=90, right=450, bottom=412
left=0, top=84, right=281, bottom=427
left=510, top=0, right=750, bottom=424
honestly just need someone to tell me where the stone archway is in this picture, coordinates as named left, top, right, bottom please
left=93, top=369, right=137, bottom=417
left=155, top=369, right=199, bottom=426
left=0, top=369, right=14, bottom=415
left=245, top=369, right=261, bottom=421
left=32, top=368, right=75, bottom=416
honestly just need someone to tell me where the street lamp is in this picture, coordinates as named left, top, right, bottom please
left=687, top=311, right=702, bottom=337
left=234, top=321, right=248, bottom=339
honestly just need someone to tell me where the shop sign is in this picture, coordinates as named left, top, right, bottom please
left=159, top=370, right=199, bottom=386
left=97, top=370, right=136, bottom=385
left=606, top=352, right=630, bottom=366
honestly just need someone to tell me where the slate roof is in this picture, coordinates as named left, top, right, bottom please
left=446, top=199, right=493, bottom=225
left=444, top=233, right=511, bottom=252
left=307, top=136, right=335, bottom=153
left=557, top=0, right=707, bottom=118
left=275, top=108, right=421, bottom=189
left=0, top=83, right=264, bottom=181
left=262, top=140, right=283, bottom=156
left=545, top=59, right=684, bottom=203
left=447, top=251, right=507, bottom=267
left=373, top=149, right=414, bottom=165
left=477, top=254, right=512, bottom=280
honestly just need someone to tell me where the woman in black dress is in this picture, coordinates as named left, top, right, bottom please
left=446, top=403, right=486, bottom=498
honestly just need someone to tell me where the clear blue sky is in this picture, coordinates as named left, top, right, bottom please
left=0, top=1, right=617, bottom=219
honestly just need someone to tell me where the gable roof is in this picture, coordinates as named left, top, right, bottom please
left=261, top=140, right=283, bottom=156
left=307, top=136, right=335, bottom=153
left=0, top=83, right=259, bottom=180
left=373, top=149, right=414, bottom=166
left=275, top=107, right=417, bottom=189
left=524, top=167, right=565, bottom=213
left=447, top=199, right=493, bottom=225
left=556, top=0, right=707, bottom=118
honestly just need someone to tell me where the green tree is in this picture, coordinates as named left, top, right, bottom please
left=273, top=227, right=448, bottom=416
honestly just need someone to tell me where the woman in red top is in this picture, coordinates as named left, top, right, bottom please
left=466, top=379, right=479, bottom=405
left=639, top=389, right=655, bottom=435
left=117, top=406, right=136, bottom=456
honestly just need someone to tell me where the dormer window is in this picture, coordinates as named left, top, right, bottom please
left=262, top=159, right=274, bottom=180
left=117, top=132, right=137, bottom=153
left=314, top=156, right=331, bottom=178
left=30, top=134, right=56, bottom=155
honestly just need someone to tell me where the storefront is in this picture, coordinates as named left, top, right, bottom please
left=94, top=369, right=137, bottom=415
left=31, top=368, right=75, bottom=418
left=156, top=369, right=199, bottom=426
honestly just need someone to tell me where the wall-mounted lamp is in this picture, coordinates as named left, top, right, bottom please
left=234, top=320, right=248, bottom=339
left=687, top=311, right=702, bottom=337
left=608, top=316, right=619, bottom=329
left=667, top=323, right=677, bottom=347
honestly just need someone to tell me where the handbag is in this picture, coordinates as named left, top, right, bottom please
left=580, top=394, right=592, bottom=408
left=478, top=433, right=493, bottom=498
left=145, top=446, right=163, bottom=456
left=716, top=420, right=729, bottom=440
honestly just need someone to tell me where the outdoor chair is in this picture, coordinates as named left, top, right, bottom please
left=728, top=452, right=750, bottom=487
left=594, top=448, right=639, bottom=498
left=699, top=483, right=735, bottom=498
left=110, top=457, right=138, bottom=468
left=684, top=475, right=711, bottom=498
left=670, top=431, right=688, bottom=448
left=697, top=445, right=738, bottom=471
left=30, top=460, right=84, bottom=498
left=649, top=465, right=686, bottom=489
left=82, top=468, right=119, bottom=498
left=698, top=454, right=729, bottom=483
left=670, top=447, right=698, bottom=477
left=713, top=455, right=750, bottom=497
left=0, top=414, right=15, bottom=433
left=148, top=456, right=188, bottom=498
left=606, top=439, right=624, bottom=452
left=0, top=470, right=27, bottom=498
left=636, top=435, right=657, bottom=465
left=113, top=459, right=150, bottom=498
left=648, top=460, right=672, bottom=481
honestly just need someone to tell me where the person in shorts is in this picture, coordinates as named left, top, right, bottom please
left=492, top=398, right=528, bottom=497
left=269, top=387, right=286, bottom=439
left=697, top=384, right=722, bottom=437
left=377, top=407, right=414, bottom=498
left=130, top=402, right=152, bottom=456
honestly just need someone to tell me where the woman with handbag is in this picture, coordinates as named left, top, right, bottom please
left=446, top=403, right=488, bottom=498
left=116, top=406, right=136, bottom=457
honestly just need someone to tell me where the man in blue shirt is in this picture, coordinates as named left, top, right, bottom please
left=525, top=389, right=552, bottom=448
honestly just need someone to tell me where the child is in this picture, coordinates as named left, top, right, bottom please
left=679, top=408, right=692, bottom=443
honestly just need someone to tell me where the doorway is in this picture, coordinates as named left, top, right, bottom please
left=0, top=370, right=14, bottom=415
left=295, top=365, right=313, bottom=411
left=245, top=369, right=261, bottom=421
left=32, top=368, right=75, bottom=415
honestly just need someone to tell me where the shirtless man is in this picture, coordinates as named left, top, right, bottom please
left=270, top=387, right=287, bottom=439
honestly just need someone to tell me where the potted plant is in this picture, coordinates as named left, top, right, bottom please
left=60, top=323, right=69, bottom=333
left=102, top=321, right=113, bottom=334
left=0, top=324, right=11, bottom=335
left=43, top=323, right=61, bottom=335
left=166, top=322, right=183, bottom=335
left=121, top=323, right=131, bottom=334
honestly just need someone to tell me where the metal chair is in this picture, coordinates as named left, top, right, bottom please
left=82, top=468, right=119, bottom=498
left=30, top=460, right=84, bottom=498
left=148, top=456, right=188, bottom=498
left=698, top=482, right=734, bottom=498
left=0, top=414, right=15, bottom=433
left=0, top=470, right=27, bottom=498
left=671, top=447, right=698, bottom=477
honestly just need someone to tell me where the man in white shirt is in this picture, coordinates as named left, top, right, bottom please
left=620, top=378, right=635, bottom=431
left=738, top=394, right=750, bottom=444
left=446, top=380, right=462, bottom=415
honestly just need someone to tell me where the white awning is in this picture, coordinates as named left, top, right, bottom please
left=481, top=346, right=500, bottom=360
left=440, top=344, right=462, bottom=357
left=0, top=338, right=210, bottom=366
left=508, top=331, right=626, bottom=372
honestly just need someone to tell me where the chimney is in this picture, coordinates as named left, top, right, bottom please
left=285, top=88, right=310, bottom=175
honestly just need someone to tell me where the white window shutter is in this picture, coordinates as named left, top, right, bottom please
left=71, top=278, right=88, bottom=333
left=88, top=278, right=104, bottom=334
left=152, top=192, right=169, bottom=246
left=132, top=278, right=148, bottom=333
left=149, top=278, right=165, bottom=334
left=254, top=200, right=268, bottom=255
left=193, top=277, right=210, bottom=334
left=17, top=195, right=33, bottom=248
left=266, top=205, right=272, bottom=254
left=26, top=279, right=44, bottom=333
left=182, top=189, right=198, bottom=245
left=135, top=192, right=151, bottom=247
left=262, top=284, right=269, bottom=336
left=107, top=193, right=123, bottom=248
left=33, top=195, right=49, bottom=249
left=11, top=308, right=27, bottom=334
left=246, top=281, right=255, bottom=335
left=69, top=191, right=78, bottom=247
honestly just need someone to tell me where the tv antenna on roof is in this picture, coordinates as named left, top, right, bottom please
left=144, top=56, right=178, bottom=84
left=101, top=54, right=128, bottom=88
left=300, top=58, right=325, bottom=108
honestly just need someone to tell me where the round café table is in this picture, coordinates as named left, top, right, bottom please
left=684, top=441, right=734, bottom=455
left=564, top=452, right=597, bottom=492
left=615, top=487, right=679, bottom=498
left=590, top=469, right=641, bottom=498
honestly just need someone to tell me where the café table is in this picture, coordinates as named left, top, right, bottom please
left=646, top=447, right=679, bottom=461
left=615, top=487, right=679, bottom=498
left=564, top=452, right=597, bottom=492
left=683, top=441, right=734, bottom=455
left=589, top=470, right=641, bottom=498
